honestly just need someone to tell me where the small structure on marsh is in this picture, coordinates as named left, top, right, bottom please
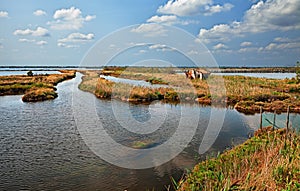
left=185, top=69, right=210, bottom=80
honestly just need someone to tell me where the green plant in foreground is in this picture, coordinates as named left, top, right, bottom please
left=178, top=128, right=300, bottom=191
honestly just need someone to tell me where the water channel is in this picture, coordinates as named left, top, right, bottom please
left=0, top=72, right=299, bottom=191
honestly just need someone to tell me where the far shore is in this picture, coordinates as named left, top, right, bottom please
left=0, top=66, right=297, bottom=73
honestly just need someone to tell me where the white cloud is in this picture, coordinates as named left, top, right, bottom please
left=238, top=37, right=300, bottom=53
left=157, top=0, right=233, bottom=16
left=204, top=3, right=234, bottom=16
left=198, top=0, right=300, bottom=43
left=265, top=42, right=300, bottom=51
left=198, top=22, right=242, bottom=43
left=13, top=27, right=50, bottom=37
left=57, top=33, right=94, bottom=48
left=273, top=37, right=300, bottom=43
left=131, top=23, right=167, bottom=37
left=49, top=7, right=96, bottom=30
left=18, top=38, right=48, bottom=46
left=57, top=42, right=79, bottom=48
left=148, top=44, right=175, bottom=51
left=0, top=43, right=3, bottom=49
left=147, top=14, right=198, bottom=25
left=274, top=37, right=290, bottom=42
left=243, top=0, right=300, bottom=32
left=149, top=44, right=168, bottom=50
left=213, top=43, right=228, bottom=50
left=58, top=33, right=94, bottom=43
left=147, top=15, right=178, bottom=25
left=240, top=41, right=252, bottom=47
left=0, top=11, right=8, bottom=18
left=36, top=41, right=47, bottom=46
left=85, top=15, right=96, bottom=21
left=19, top=38, right=36, bottom=43
left=33, top=10, right=46, bottom=16
left=139, top=50, right=147, bottom=54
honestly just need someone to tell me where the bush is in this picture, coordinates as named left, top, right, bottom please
left=27, top=70, right=33, bottom=76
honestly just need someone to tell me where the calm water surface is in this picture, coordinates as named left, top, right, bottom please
left=0, top=72, right=299, bottom=191
left=0, top=70, right=61, bottom=76
left=212, top=72, right=296, bottom=79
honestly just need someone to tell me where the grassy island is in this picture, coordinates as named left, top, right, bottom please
left=0, top=70, right=76, bottom=102
left=176, top=127, right=300, bottom=191
left=78, top=67, right=300, bottom=114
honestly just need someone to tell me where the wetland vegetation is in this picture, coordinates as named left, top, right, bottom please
left=78, top=67, right=300, bottom=114
left=0, top=70, right=76, bottom=102
left=177, top=127, right=300, bottom=191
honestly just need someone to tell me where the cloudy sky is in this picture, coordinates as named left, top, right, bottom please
left=0, top=0, right=299, bottom=67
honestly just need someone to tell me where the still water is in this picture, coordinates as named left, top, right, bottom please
left=212, top=72, right=296, bottom=79
left=100, top=75, right=169, bottom=88
left=0, top=72, right=299, bottom=191
left=0, top=70, right=61, bottom=76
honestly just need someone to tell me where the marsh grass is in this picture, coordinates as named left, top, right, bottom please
left=0, top=70, right=76, bottom=102
left=177, top=127, right=300, bottom=191
left=79, top=68, right=300, bottom=114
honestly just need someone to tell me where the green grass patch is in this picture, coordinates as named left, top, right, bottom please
left=178, top=127, right=300, bottom=191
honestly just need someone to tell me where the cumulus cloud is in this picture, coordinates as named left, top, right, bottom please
left=149, top=44, right=175, bottom=51
left=48, top=7, right=96, bottom=30
left=265, top=42, right=300, bottom=51
left=13, top=27, right=50, bottom=37
left=198, top=0, right=300, bottom=43
left=243, top=0, right=300, bottom=32
left=238, top=37, right=300, bottom=53
left=147, top=15, right=178, bottom=25
left=19, top=38, right=36, bottom=43
left=240, top=41, right=252, bottom=47
left=57, top=33, right=94, bottom=48
left=131, top=23, right=167, bottom=37
left=85, top=15, right=96, bottom=21
left=58, top=33, right=94, bottom=43
left=204, top=3, right=234, bottom=16
left=57, top=42, right=79, bottom=48
left=213, top=43, right=228, bottom=50
left=0, top=11, right=8, bottom=18
left=198, top=22, right=243, bottom=43
left=36, top=40, right=47, bottom=46
left=157, top=0, right=233, bottom=16
left=33, top=10, right=46, bottom=16
left=147, top=14, right=198, bottom=25
left=139, top=50, right=147, bottom=54
left=18, top=38, right=47, bottom=46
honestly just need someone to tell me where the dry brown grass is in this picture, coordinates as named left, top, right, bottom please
left=0, top=70, right=76, bottom=102
left=79, top=68, right=300, bottom=113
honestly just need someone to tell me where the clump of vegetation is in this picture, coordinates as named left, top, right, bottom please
left=177, top=127, right=300, bottom=191
left=79, top=68, right=300, bottom=114
left=27, top=70, right=33, bottom=76
left=22, top=87, right=58, bottom=102
left=146, top=77, right=168, bottom=85
left=0, top=70, right=76, bottom=102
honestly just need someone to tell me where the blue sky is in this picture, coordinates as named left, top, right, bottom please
left=0, top=0, right=299, bottom=67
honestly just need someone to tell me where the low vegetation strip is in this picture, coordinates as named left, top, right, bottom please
left=0, top=70, right=76, bottom=102
left=177, top=127, right=300, bottom=191
left=79, top=71, right=179, bottom=103
left=79, top=68, right=300, bottom=114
